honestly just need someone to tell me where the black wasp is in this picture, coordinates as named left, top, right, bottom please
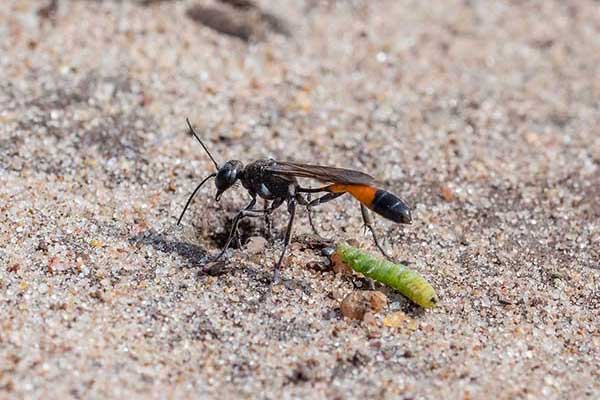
left=177, top=118, right=412, bottom=281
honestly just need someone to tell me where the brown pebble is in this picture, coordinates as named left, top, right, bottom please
left=340, top=292, right=370, bottom=320
left=89, top=290, right=104, bottom=301
left=330, top=325, right=342, bottom=338
left=186, top=6, right=253, bottom=41
left=340, top=291, right=389, bottom=321
left=367, top=291, right=388, bottom=312
left=37, top=0, right=58, bottom=19
left=383, top=311, right=408, bottom=328
left=440, top=185, right=454, bottom=202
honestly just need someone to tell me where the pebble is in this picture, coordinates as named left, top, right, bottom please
left=89, top=239, right=104, bottom=248
left=367, top=291, right=388, bottom=312
left=383, top=311, right=408, bottom=328
left=340, top=291, right=389, bottom=321
left=244, top=236, right=268, bottom=255
left=440, top=185, right=455, bottom=202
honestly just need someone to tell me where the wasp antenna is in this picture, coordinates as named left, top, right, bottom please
left=177, top=172, right=217, bottom=225
left=185, top=117, right=220, bottom=170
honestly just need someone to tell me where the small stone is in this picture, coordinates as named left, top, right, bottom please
left=90, top=239, right=104, bottom=248
left=406, top=320, right=419, bottom=331
left=367, top=291, right=388, bottom=312
left=245, top=236, right=268, bottom=255
left=340, top=292, right=370, bottom=320
left=441, top=185, right=455, bottom=202
left=340, top=291, right=388, bottom=320
left=383, top=311, right=407, bottom=328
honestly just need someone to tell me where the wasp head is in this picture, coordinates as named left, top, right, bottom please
left=215, top=160, right=243, bottom=201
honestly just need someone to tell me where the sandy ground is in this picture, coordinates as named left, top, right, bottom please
left=1, top=0, right=599, bottom=398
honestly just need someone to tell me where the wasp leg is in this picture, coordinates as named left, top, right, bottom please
left=306, top=192, right=345, bottom=207
left=296, top=192, right=323, bottom=239
left=272, top=197, right=297, bottom=284
left=263, top=199, right=272, bottom=239
left=212, top=196, right=285, bottom=265
left=306, top=193, right=345, bottom=239
left=360, top=204, right=393, bottom=260
left=305, top=193, right=324, bottom=239
left=212, top=197, right=260, bottom=262
left=262, top=197, right=284, bottom=241
left=296, top=192, right=343, bottom=240
left=214, top=209, right=266, bottom=262
left=235, top=228, right=243, bottom=249
left=306, top=208, right=326, bottom=240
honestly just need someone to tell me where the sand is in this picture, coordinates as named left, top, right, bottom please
left=0, top=0, right=598, bottom=398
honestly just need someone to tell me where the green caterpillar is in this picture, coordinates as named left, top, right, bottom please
left=336, top=243, right=438, bottom=308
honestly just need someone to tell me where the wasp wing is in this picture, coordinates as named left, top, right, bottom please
left=265, top=161, right=376, bottom=185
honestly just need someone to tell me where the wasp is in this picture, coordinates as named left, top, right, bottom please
left=177, top=118, right=412, bottom=281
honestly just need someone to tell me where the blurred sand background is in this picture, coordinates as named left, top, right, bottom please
left=0, top=0, right=598, bottom=398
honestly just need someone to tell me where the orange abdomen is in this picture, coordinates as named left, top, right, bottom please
left=328, top=183, right=377, bottom=207
left=328, top=184, right=412, bottom=224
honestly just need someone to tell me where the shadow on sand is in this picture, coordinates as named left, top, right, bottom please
left=129, top=229, right=208, bottom=268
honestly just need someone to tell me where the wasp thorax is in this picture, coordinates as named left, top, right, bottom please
left=215, top=160, right=243, bottom=200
